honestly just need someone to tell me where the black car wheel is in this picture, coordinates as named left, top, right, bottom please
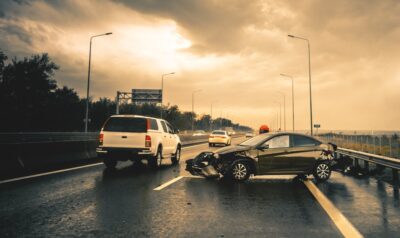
left=150, top=148, right=162, bottom=169
left=104, top=157, right=117, bottom=169
left=171, top=147, right=181, bottom=165
left=230, top=161, right=251, bottom=182
left=313, top=162, right=331, bottom=182
left=209, top=143, right=213, bottom=147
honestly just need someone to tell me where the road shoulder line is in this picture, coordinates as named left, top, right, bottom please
left=0, top=162, right=103, bottom=185
left=303, top=180, right=363, bottom=238
left=153, top=176, right=184, bottom=191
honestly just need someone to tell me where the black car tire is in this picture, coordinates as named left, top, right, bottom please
left=313, top=162, right=331, bottom=182
left=230, top=161, right=251, bottom=182
left=209, top=143, right=213, bottom=147
left=150, top=148, right=162, bottom=169
left=171, top=146, right=181, bottom=165
left=104, top=157, right=117, bottom=169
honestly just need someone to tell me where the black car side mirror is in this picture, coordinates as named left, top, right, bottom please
left=257, top=144, right=269, bottom=151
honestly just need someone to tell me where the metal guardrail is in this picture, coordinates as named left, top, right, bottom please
left=337, top=147, right=400, bottom=170
left=318, top=133, right=400, bottom=159
left=335, top=147, right=399, bottom=187
left=0, top=132, right=99, bottom=144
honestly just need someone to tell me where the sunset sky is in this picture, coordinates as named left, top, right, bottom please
left=1, top=0, right=399, bottom=130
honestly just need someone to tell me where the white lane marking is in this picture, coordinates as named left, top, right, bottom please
left=154, top=176, right=184, bottom=191
left=303, top=180, right=363, bottom=238
left=0, top=162, right=103, bottom=185
left=183, top=175, right=205, bottom=179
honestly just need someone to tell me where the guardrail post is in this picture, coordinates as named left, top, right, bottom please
left=354, top=158, right=359, bottom=168
left=393, top=169, right=399, bottom=188
left=364, top=161, right=369, bottom=173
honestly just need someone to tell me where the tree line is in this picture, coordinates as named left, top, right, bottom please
left=0, top=51, right=251, bottom=132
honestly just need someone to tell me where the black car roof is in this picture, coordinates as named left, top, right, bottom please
left=254, top=132, right=322, bottom=144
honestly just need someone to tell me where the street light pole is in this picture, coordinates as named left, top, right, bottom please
left=280, top=73, right=295, bottom=132
left=210, top=100, right=217, bottom=131
left=191, top=89, right=202, bottom=132
left=277, top=92, right=286, bottom=131
left=85, top=32, right=112, bottom=133
left=160, top=72, right=175, bottom=119
left=274, top=101, right=282, bottom=131
left=288, top=34, right=313, bottom=135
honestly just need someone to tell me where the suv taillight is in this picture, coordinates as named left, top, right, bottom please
left=145, top=135, right=151, bottom=147
left=99, top=133, right=104, bottom=145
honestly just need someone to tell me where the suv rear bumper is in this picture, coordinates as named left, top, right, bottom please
left=96, top=147, right=155, bottom=160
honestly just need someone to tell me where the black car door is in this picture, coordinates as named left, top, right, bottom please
left=257, top=135, right=291, bottom=174
left=286, top=135, right=322, bottom=172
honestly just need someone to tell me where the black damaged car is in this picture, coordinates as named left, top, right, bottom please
left=186, top=132, right=338, bottom=182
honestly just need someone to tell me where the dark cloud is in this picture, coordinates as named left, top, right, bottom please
left=0, top=24, right=32, bottom=44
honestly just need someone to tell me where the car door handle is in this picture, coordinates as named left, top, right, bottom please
left=121, top=136, right=127, bottom=139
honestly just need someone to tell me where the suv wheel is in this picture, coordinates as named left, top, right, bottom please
left=104, top=157, right=117, bottom=169
left=150, top=148, right=162, bottom=169
left=230, top=161, right=251, bottom=182
left=313, top=162, right=331, bottom=182
left=171, top=146, right=181, bottom=165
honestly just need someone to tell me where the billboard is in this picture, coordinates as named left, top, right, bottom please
left=131, top=89, right=162, bottom=104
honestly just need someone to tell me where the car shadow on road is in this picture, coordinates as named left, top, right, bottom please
left=102, top=161, right=180, bottom=180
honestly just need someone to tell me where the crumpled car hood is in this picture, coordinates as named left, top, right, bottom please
left=214, top=145, right=250, bottom=155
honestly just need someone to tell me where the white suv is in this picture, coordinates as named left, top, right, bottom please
left=96, top=115, right=181, bottom=169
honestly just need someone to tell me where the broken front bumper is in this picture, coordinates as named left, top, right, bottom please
left=185, top=152, right=220, bottom=178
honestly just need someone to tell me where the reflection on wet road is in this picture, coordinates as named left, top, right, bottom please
left=0, top=136, right=399, bottom=237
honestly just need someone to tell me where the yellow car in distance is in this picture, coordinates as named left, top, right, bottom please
left=209, top=130, right=231, bottom=147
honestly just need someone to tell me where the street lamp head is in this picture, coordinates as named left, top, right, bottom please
left=288, top=34, right=294, bottom=38
left=105, top=32, right=112, bottom=35
left=280, top=73, right=293, bottom=79
left=163, top=72, right=175, bottom=77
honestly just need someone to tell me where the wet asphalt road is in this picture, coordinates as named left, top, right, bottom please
left=0, top=136, right=399, bottom=237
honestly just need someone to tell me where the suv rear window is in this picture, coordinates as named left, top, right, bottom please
left=103, top=117, right=147, bottom=132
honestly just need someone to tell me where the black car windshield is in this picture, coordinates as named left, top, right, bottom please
left=239, top=134, right=273, bottom=146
